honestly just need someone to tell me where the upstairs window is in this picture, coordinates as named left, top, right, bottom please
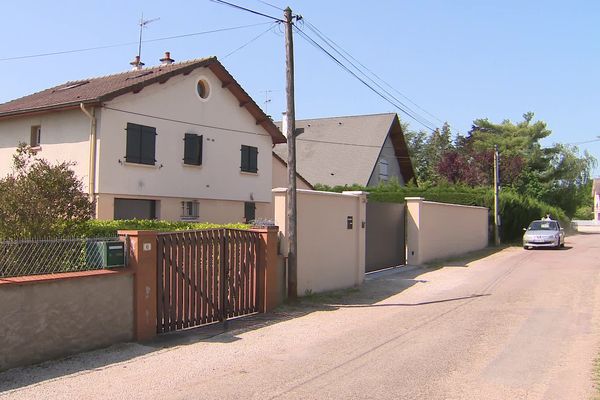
left=125, top=123, right=156, bottom=165
left=240, top=145, right=258, bottom=173
left=379, top=159, right=389, bottom=181
left=183, top=133, right=203, bottom=165
left=30, top=125, right=41, bottom=147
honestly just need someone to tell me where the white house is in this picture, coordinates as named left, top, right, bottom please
left=0, top=55, right=286, bottom=223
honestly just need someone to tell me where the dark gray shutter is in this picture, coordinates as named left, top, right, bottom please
left=244, top=202, right=256, bottom=222
left=184, top=134, right=202, bottom=165
left=241, top=145, right=249, bottom=171
left=125, top=123, right=142, bottom=163
left=140, top=126, right=156, bottom=165
left=249, top=146, right=258, bottom=172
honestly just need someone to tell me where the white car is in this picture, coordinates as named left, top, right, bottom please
left=523, top=220, right=565, bottom=250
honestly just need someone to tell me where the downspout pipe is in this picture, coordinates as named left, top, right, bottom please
left=80, top=103, right=97, bottom=209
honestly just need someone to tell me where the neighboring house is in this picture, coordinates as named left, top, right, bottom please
left=271, top=152, right=313, bottom=190
left=273, top=113, right=415, bottom=188
left=593, top=178, right=600, bottom=221
left=0, top=55, right=286, bottom=223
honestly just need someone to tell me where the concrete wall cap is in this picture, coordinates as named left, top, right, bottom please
left=422, top=200, right=488, bottom=211
left=405, top=197, right=424, bottom=201
left=341, top=191, right=369, bottom=196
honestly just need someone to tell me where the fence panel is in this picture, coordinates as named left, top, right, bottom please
left=0, top=237, right=120, bottom=278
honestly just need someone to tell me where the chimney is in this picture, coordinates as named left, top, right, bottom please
left=160, top=51, right=175, bottom=65
left=281, top=112, right=288, bottom=138
left=130, top=55, right=145, bottom=71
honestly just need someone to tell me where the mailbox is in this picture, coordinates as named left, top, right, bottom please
left=87, top=241, right=126, bottom=268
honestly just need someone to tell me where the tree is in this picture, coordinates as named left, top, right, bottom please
left=0, top=144, right=94, bottom=238
left=404, top=122, right=453, bottom=184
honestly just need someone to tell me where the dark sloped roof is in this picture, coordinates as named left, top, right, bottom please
left=273, top=113, right=415, bottom=186
left=0, top=57, right=285, bottom=144
left=272, top=152, right=315, bottom=190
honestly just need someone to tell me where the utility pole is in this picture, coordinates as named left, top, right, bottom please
left=284, top=7, right=298, bottom=299
left=494, top=145, right=501, bottom=246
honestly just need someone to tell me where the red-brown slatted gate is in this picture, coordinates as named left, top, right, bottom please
left=156, top=229, right=260, bottom=334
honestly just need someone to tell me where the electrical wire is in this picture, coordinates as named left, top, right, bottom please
left=565, top=138, right=600, bottom=146
left=208, top=0, right=284, bottom=22
left=295, top=136, right=412, bottom=158
left=102, top=105, right=271, bottom=137
left=223, top=22, right=279, bottom=59
left=254, top=0, right=283, bottom=11
left=304, top=20, right=446, bottom=126
left=299, top=22, right=438, bottom=131
left=293, top=26, right=437, bottom=132
left=0, top=23, right=272, bottom=62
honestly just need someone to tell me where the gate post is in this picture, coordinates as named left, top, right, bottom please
left=118, top=230, right=158, bottom=342
left=253, top=226, right=281, bottom=313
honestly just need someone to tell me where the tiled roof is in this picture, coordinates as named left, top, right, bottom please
left=0, top=57, right=285, bottom=144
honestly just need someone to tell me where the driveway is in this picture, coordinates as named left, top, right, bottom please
left=1, top=234, right=599, bottom=399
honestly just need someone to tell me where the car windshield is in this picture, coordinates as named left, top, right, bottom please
left=528, top=221, right=558, bottom=231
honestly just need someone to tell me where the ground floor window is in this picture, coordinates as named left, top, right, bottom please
left=114, top=198, right=157, bottom=220
left=244, top=202, right=256, bottom=223
left=181, top=200, right=199, bottom=220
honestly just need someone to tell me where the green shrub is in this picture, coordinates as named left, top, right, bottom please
left=75, top=219, right=250, bottom=238
left=314, top=182, right=568, bottom=243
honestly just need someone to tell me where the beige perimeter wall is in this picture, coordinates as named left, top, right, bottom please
left=0, top=272, right=134, bottom=371
left=406, top=197, right=489, bottom=265
left=274, top=189, right=366, bottom=296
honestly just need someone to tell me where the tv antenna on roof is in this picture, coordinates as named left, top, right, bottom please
left=137, top=13, right=160, bottom=63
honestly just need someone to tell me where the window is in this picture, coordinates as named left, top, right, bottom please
left=240, top=145, right=258, bottom=173
left=244, top=202, right=256, bottom=223
left=181, top=200, right=199, bottom=220
left=196, top=79, right=210, bottom=99
left=114, top=199, right=157, bottom=220
left=30, top=125, right=41, bottom=147
left=183, top=134, right=203, bottom=165
left=125, top=123, right=156, bottom=165
left=379, top=159, right=389, bottom=181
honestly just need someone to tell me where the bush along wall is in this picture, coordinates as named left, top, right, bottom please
left=74, top=219, right=250, bottom=238
left=314, top=182, right=567, bottom=243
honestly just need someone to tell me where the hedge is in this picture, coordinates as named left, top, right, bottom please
left=314, top=183, right=567, bottom=243
left=74, top=219, right=249, bottom=238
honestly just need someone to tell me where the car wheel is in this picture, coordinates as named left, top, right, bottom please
left=523, top=246, right=529, bottom=250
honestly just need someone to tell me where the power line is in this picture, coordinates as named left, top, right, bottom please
left=254, top=0, right=283, bottom=11
left=102, top=105, right=270, bottom=137
left=565, top=138, right=600, bottom=146
left=304, top=20, right=447, bottom=126
left=295, top=137, right=412, bottom=158
left=0, top=23, right=272, bottom=62
left=208, top=0, right=284, bottom=22
left=293, top=26, right=437, bottom=132
left=300, top=21, right=438, bottom=131
left=223, top=22, right=278, bottom=59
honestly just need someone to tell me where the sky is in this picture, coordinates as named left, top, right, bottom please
left=2, top=0, right=600, bottom=175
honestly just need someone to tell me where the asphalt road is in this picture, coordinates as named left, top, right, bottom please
left=1, top=234, right=600, bottom=399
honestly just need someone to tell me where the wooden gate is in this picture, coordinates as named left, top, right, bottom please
left=156, top=229, right=261, bottom=334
